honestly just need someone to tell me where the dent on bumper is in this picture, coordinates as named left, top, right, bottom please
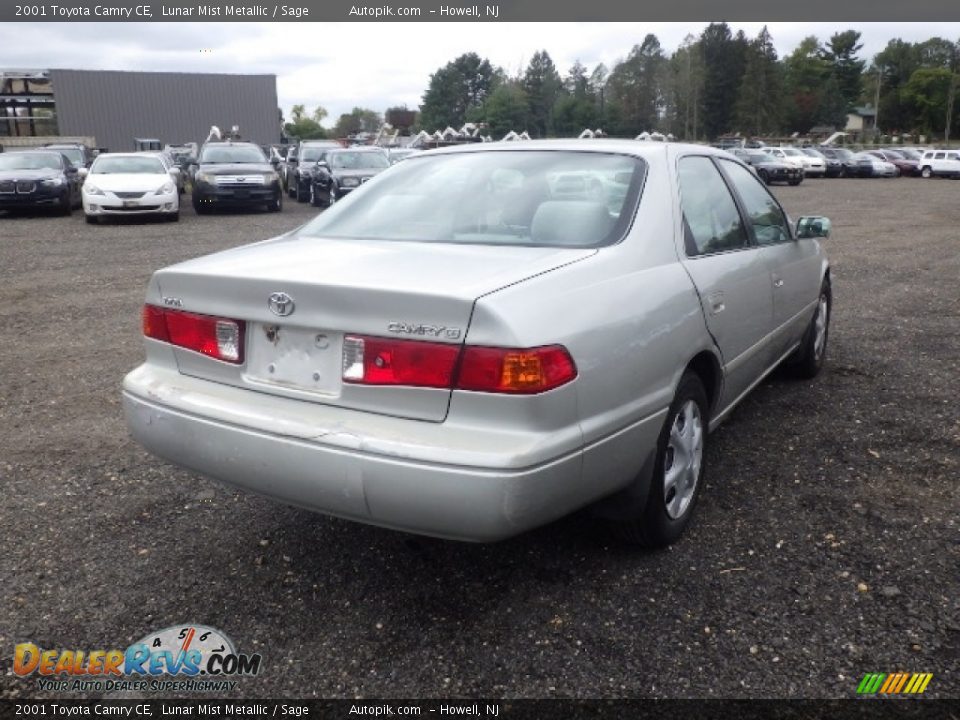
left=122, top=367, right=590, bottom=542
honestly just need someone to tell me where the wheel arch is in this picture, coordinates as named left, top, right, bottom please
left=683, top=350, right=723, bottom=421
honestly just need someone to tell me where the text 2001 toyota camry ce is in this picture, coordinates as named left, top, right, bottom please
left=123, top=141, right=832, bottom=546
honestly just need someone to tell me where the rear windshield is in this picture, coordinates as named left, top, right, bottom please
left=199, top=145, right=266, bottom=164
left=300, top=150, right=646, bottom=248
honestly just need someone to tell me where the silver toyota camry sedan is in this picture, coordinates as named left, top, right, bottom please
left=123, top=141, right=832, bottom=546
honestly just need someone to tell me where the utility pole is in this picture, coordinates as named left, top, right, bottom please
left=873, top=67, right=882, bottom=141
left=946, top=72, right=957, bottom=145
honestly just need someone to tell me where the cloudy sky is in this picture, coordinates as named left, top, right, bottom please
left=2, top=22, right=958, bottom=122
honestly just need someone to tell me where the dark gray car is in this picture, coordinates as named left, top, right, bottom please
left=307, top=147, right=391, bottom=208
left=190, top=142, right=283, bottom=214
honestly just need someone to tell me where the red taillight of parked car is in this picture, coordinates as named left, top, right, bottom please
left=342, top=335, right=577, bottom=394
left=342, top=335, right=460, bottom=388
left=457, top=345, right=577, bottom=394
left=142, top=305, right=244, bottom=364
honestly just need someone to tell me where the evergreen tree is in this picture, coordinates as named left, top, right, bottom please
left=420, top=53, right=498, bottom=131
left=523, top=50, right=563, bottom=137
left=701, top=23, right=748, bottom=138
left=823, top=31, right=865, bottom=107
left=734, top=26, right=783, bottom=136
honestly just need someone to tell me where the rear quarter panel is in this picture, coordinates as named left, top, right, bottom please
left=461, top=148, right=714, bottom=495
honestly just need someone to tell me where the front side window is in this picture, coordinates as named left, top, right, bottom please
left=678, top=156, right=748, bottom=256
left=718, top=159, right=791, bottom=246
left=300, top=150, right=646, bottom=248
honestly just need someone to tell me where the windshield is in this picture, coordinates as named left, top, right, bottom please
left=0, top=153, right=61, bottom=171
left=330, top=151, right=390, bottom=170
left=199, top=145, right=266, bottom=164
left=801, top=148, right=824, bottom=157
left=300, top=150, right=646, bottom=248
left=899, top=149, right=921, bottom=160
left=747, top=153, right=769, bottom=163
left=48, top=147, right=83, bottom=165
left=92, top=156, right=166, bottom=174
left=783, top=148, right=803, bottom=156
left=301, top=146, right=334, bottom=162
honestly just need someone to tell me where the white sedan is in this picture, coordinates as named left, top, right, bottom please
left=83, top=153, right=180, bottom=223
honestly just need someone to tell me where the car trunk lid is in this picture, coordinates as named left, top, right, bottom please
left=152, top=234, right=595, bottom=421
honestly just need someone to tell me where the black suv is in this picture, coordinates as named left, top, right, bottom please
left=286, top=141, right=341, bottom=202
left=190, top=142, right=283, bottom=214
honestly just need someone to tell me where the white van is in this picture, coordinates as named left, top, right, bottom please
left=919, top=150, right=960, bottom=178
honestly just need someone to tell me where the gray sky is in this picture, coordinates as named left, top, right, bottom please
left=2, top=22, right=958, bottom=122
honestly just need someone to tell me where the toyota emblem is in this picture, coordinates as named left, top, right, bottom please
left=268, top=292, right=295, bottom=317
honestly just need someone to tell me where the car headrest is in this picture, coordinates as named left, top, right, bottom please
left=530, top=201, right=613, bottom=246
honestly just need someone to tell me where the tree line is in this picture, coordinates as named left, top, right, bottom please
left=283, top=24, right=960, bottom=143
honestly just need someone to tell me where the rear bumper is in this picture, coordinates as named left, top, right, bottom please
left=122, top=364, right=594, bottom=542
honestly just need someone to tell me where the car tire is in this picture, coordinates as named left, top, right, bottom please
left=327, top=186, right=338, bottom=207
left=610, top=372, right=709, bottom=548
left=268, top=193, right=282, bottom=212
left=309, top=184, right=319, bottom=207
left=58, top=191, right=73, bottom=216
left=758, top=169, right=769, bottom=184
left=921, top=166, right=932, bottom=178
left=295, top=181, right=308, bottom=203
left=789, top=279, right=831, bottom=379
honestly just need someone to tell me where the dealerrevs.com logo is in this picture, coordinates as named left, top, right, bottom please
left=14, top=624, right=262, bottom=693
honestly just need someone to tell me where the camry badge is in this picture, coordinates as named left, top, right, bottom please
left=268, top=292, right=295, bottom=317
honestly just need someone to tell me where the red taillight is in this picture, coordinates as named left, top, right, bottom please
left=457, top=345, right=577, bottom=394
left=142, top=304, right=245, bottom=364
left=342, top=335, right=460, bottom=387
left=341, top=336, right=577, bottom=394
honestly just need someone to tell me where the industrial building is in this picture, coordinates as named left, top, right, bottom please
left=1, top=68, right=280, bottom=151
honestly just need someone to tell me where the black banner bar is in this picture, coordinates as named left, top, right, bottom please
left=4, top=0, right=960, bottom=22
left=1, top=700, right=959, bottom=720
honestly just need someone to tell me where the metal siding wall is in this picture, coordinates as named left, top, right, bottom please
left=49, top=69, right=278, bottom=152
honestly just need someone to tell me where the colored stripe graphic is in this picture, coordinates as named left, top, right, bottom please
left=858, top=672, right=932, bottom=695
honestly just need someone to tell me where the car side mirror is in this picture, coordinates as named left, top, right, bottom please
left=796, top=216, right=831, bottom=239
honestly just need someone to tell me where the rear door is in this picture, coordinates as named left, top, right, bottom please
left=676, top=155, right=774, bottom=407
left=716, top=157, right=821, bottom=360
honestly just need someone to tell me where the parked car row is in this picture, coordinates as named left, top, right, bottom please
left=727, top=144, right=960, bottom=183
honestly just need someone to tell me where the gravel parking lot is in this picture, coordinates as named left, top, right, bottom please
left=1, top=179, right=957, bottom=700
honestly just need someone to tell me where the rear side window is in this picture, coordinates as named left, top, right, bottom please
left=678, top=156, right=748, bottom=256
left=718, top=160, right=791, bottom=246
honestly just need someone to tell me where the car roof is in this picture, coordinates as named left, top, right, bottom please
left=202, top=141, right=259, bottom=147
left=412, top=139, right=738, bottom=162
left=11, top=149, right=63, bottom=158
